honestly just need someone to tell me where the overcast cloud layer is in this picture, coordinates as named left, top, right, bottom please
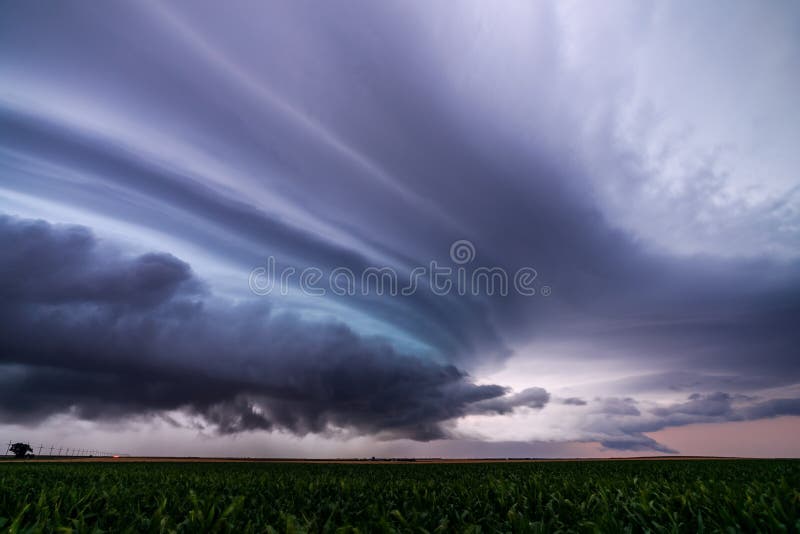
left=1, top=1, right=799, bottom=456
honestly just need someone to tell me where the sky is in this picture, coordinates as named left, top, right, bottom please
left=1, top=0, right=799, bottom=458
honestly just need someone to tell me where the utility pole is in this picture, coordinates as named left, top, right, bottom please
left=38, top=444, right=44, bottom=456
left=49, top=445, right=55, bottom=456
left=5, top=441, right=10, bottom=456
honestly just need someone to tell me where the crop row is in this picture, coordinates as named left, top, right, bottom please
left=1, top=460, right=798, bottom=533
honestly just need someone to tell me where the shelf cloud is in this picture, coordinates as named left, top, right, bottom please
left=1, top=0, right=798, bottom=455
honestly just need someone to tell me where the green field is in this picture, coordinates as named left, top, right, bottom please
left=1, top=460, right=798, bottom=533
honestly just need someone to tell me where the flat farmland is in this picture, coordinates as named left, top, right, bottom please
left=1, top=459, right=798, bottom=532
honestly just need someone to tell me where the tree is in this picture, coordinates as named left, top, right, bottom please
left=8, top=443, right=33, bottom=459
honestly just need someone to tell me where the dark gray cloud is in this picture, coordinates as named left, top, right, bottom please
left=651, top=392, right=740, bottom=418
left=0, top=216, right=541, bottom=440
left=0, top=216, right=201, bottom=306
left=584, top=392, right=800, bottom=452
left=471, top=387, right=550, bottom=415
left=647, top=393, right=800, bottom=425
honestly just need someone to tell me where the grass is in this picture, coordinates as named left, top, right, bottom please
left=1, top=459, right=798, bottom=532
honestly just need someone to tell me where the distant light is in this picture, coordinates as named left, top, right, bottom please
left=113, top=455, right=120, bottom=458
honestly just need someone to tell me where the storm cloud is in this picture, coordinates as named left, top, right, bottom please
left=578, top=392, right=800, bottom=452
left=1, top=1, right=799, bottom=455
left=0, top=216, right=538, bottom=440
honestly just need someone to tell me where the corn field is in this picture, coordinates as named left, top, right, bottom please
left=1, top=460, right=798, bottom=533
